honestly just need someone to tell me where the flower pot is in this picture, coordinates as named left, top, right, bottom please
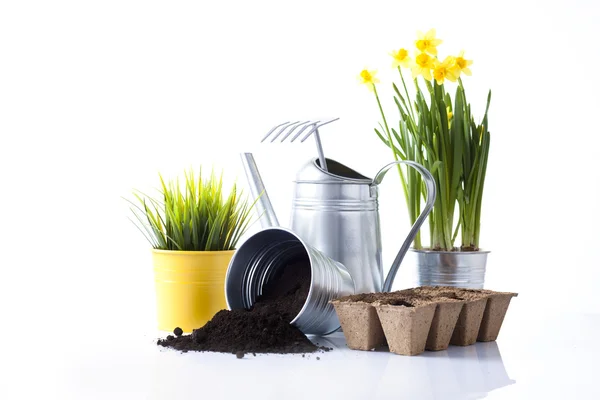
left=404, top=286, right=517, bottom=345
left=375, top=298, right=436, bottom=356
left=449, top=292, right=488, bottom=346
left=477, top=291, right=518, bottom=342
left=411, top=249, right=490, bottom=289
left=410, top=286, right=489, bottom=346
left=331, top=301, right=387, bottom=351
left=152, top=249, right=233, bottom=333
left=398, top=288, right=465, bottom=351
left=425, top=298, right=465, bottom=351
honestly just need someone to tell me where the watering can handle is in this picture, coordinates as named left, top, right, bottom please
left=373, top=161, right=437, bottom=292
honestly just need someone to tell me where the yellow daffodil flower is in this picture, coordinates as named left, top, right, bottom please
left=447, top=106, right=453, bottom=121
left=455, top=50, right=473, bottom=76
left=358, top=69, right=379, bottom=91
left=415, top=29, right=443, bottom=56
left=391, top=48, right=412, bottom=68
left=433, top=56, right=460, bottom=85
left=411, top=53, right=434, bottom=81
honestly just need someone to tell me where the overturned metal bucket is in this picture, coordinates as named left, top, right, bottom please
left=225, top=227, right=355, bottom=335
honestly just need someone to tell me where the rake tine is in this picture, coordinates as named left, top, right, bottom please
left=300, top=117, right=340, bottom=143
left=269, top=120, right=300, bottom=142
left=290, top=121, right=319, bottom=142
left=279, top=120, right=311, bottom=142
left=261, top=121, right=290, bottom=142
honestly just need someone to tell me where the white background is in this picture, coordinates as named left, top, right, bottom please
left=1, top=0, right=599, bottom=398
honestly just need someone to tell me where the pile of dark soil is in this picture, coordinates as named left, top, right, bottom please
left=157, top=259, right=327, bottom=355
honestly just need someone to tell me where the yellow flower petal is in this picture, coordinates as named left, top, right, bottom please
left=391, top=48, right=412, bottom=69
left=422, top=68, right=433, bottom=81
left=415, top=52, right=433, bottom=68
left=411, top=66, right=421, bottom=79
left=358, top=69, right=379, bottom=89
left=425, top=28, right=436, bottom=40
left=455, top=51, right=474, bottom=76
left=443, top=56, right=456, bottom=65
left=415, top=29, right=442, bottom=56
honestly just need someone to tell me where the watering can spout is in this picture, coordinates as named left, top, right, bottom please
left=240, top=153, right=279, bottom=228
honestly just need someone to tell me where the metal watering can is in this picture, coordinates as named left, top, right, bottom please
left=225, top=153, right=436, bottom=335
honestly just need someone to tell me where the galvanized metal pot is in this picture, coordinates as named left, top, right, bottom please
left=225, top=227, right=355, bottom=336
left=412, top=249, right=490, bottom=289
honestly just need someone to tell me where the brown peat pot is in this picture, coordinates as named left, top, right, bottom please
left=408, top=286, right=518, bottom=345
left=331, top=293, right=393, bottom=351
left=375, top=297, right=436, bottom=356
left=448, top=292, right=488, bottom=346
left=331, top=286, right=517, bottom=356
left=425, top=297, right=465, bottom=351
left=477, top=290, right=518, bottom=342
left=332, top=301, right=386, bottom=351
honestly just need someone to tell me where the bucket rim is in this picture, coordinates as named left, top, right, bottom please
left=410, top=248, right=490, bottom=255
left=224, top=226, right=315, bottom=319
left=224, top=226, right=354, bottom=334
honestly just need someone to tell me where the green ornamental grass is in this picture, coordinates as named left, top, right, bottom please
left=128, top=169, right=256, bottom=251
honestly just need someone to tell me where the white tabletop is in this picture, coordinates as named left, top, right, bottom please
left=14, top=305, right=596, bottom=400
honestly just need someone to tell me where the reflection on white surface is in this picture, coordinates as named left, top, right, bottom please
left=10, top=307, right=599, bottom=398
left=41, top=310, right=600, bottom=399
left=58, top=331, right=514, bottom=400
left=316, top=333, right=514, bottom=400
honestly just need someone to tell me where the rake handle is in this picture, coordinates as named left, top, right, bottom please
left=313, top=129, right=328, bottom=172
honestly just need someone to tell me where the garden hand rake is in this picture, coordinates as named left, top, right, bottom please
left=260, top=118, right=339, bottom=172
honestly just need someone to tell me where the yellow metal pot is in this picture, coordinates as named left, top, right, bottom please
left=152, top=249, right=234, bottom=333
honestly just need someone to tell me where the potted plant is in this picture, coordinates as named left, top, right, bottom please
left=128, top=168, right=256, bottom=332
left=359, top=29, right=491, bottom=288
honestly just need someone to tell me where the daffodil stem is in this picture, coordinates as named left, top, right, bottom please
left=373, top=84, right=409, bottom=210
left=398, top=68, right=425, bottom=248
left=398, top=67, right=415, bottom=122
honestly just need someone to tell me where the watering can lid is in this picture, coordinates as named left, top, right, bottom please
left=294, top=158, right=373, bottom=184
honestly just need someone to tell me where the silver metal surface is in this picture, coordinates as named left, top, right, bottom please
left=240, top=153, right=279, bottom=228
left=412, top=249, right=489, bottom=289
left=261, top=118, right=340, bottom=172
left=377, top=161, right=436, bottom=292
left=312, top=128, right=328, bottom=172
left=234, top=152, right=437, bottom=334
left=290, top=158, right=436, bottom=294
left=225, top=227, right=355, bottom=335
